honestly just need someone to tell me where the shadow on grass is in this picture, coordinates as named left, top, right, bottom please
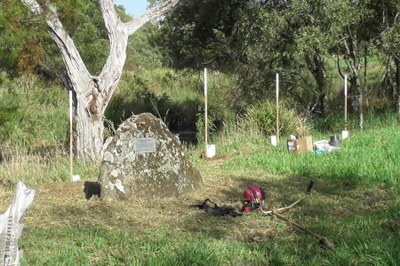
left=19, top=175, right=400, bottom=265
left=181, top=173, right=399, bottom=257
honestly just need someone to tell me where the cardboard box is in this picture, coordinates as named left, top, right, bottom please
left=287, top=139, right=299, bottom=152
left=297, top=136, right=313, bottom=153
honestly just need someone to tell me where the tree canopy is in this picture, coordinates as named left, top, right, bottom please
left=2, top=0, right=400, bottom=132
left=153, top=0, right=400, bottom=118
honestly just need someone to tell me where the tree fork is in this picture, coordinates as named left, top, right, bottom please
left=20, top=0, right=181, bottom=160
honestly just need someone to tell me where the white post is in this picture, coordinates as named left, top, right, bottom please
left=343, top=75, right=349, bottom=139
left=344, top=75, right=348, bottom=129
left=69, top=90, right=73, bottom=181
left=204, top=68, right=208, bottom=156
left=276, top=73, right=280, bottom=143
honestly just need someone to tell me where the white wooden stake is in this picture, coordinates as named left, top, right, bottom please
left=204, top=68, right=208, bottom=157
left=342, top=75, right=350, bottom=139
left=344, top=75, right=348, bottom=130
left=69, top=90, right=73, bottom=181
left=276, top=73, right=280, bottom=142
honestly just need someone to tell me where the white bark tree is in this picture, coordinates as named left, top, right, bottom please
left=20, top=0, right=180, bottom=161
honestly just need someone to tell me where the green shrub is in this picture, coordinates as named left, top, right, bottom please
left=247, top=100, right=312, bottom=137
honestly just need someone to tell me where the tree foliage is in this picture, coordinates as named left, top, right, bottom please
left=52, top=0, right=109, bottom=74
left=0, top=0, right=47, bottom=75
left=156, top=0, right=249, bottom=69
left=0, top=0, right=114, bottom=77
left=155, top=0, right=400, bottom=120
left=3, top=0, right=400, bottom=138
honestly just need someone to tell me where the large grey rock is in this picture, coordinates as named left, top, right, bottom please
left=98, top=113, right=202, bottom=200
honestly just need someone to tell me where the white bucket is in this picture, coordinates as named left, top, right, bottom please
left=72, top=175, right=81, bottom=182
left=342, top=130, right=349, bottom=139
left=207, top=144, right=216, bottom=158
left=271, top=135, right=277, bottom=146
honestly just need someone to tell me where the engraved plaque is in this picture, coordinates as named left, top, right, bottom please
left=134, top=138, right=156, bottom=154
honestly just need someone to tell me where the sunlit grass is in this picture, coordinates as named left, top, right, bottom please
left=217, top=123, right=400, bottom=186
left=1, top=72, right=400, bottom=265
left=0, top=122, right=398, bottom=265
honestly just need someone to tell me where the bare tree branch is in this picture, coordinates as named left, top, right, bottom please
left=98, top=0, right=181, bottom=108
left=20, top=0, right=42, bottom=15
left=126, top=0, right=180, bottom=35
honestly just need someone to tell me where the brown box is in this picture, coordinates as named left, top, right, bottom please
left=297, top=136, right=313, bottom=153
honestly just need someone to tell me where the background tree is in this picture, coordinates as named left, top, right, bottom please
left=290, top=0, right=341, bottom=117
left=19, top=0, right=180, bottom=160
left=154, top=0, right=290, bottom=112
left=156, top=0, right=249, bottom=70
left=155, top=0, right=399, bottom=125
left=379, top=0, right=400, bottom=113
left=0, top=0, right=48, bottom=76
left=333, top=0, right=381, bottom=129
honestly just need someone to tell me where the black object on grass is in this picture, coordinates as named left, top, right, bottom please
left=190, top=199, right=242, bottom=217
left=83, top=181, right=101, bottom=199
left=306, top=180, right=315, bottom=194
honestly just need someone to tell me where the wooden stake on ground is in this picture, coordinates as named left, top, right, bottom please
left=204, top=68, right=208, bottom=156
left=69, top=90, right=73, bottom=181
left=276, top=73, right=280, bottom=142
left=344, top=75, right=348, bottom=131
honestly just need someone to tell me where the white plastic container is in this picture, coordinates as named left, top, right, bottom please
left=342, top=130, right=349, bottom=139
left=271, top=135, right=277, bottom=146
left=72, top=175, right=81, bottom=182
left=207, top=144, right=216, bottom=158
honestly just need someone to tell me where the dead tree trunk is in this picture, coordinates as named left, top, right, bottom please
left=341, top=26, right=364, bottom=129
left=20, top=0, right=180, bottom=160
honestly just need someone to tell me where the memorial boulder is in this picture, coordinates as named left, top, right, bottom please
left=98, top=113, right=203, bottom=200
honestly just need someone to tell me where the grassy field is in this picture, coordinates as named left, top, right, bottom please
left=1, top=122, right=399, bottom=265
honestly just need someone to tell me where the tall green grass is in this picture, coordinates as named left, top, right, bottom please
left=313, top=111, right=400, bottom=133
left=0, top=150, right=99, bottom=189
left=0, top=74, right=68, bottom=149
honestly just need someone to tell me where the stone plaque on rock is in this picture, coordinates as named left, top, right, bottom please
left=98, top=112, right=203, bottom=200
